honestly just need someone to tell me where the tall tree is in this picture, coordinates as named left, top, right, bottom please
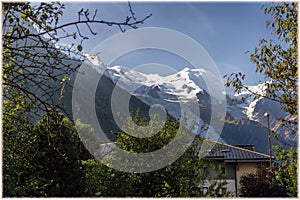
left=2, top=2, right=150, bottom=196
left=225, top=2, right=298, bottom=197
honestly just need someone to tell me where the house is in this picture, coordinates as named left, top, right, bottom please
left=97, top=140, right=272, bottom=197
left=202, top=141, right=272, bottom=197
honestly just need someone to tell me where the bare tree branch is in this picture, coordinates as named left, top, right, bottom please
left=3, top=2, right=151, bottom=123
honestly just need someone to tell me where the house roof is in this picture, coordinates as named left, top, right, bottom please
left=204, top=141, right=272, bottom=162
left=234, top=144, right=255, bottom=151
left=98, top=141, right=271, bottom=163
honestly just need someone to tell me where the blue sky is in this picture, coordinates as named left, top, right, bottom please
left=59, top=2, right=273, bottom=86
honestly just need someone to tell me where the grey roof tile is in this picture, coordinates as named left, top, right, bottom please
left=204, top=141, right=271, bottom=162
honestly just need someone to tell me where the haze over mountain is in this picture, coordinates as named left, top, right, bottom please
left=69, top=54, right=296, bottom=154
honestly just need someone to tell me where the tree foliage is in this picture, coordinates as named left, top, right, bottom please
left=224, top=2, right=298, bottom=197
left=3, top=89, right=36, bottom=196
left=3, top=110, right=92, bottom=197
left=273, top=145, right=298, bottom=197
left=239, top=165, right=288, bottom=197
left=82, top=113, right=230, bottom=197
left=29, top=111, right=92, bottom=196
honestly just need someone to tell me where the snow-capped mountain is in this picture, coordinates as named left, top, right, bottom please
left=85, top=54, right=225, bottom=142
left=83, top=54, right=297, bottom=153
left=227, top=83, right=297, bottom=142
left=227, top=82, right=272, bottom=121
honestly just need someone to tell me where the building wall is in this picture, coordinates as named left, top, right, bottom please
left=201, top=162, right=265, bottom=197
left=226, top=179, right=236, bottom=197
left=201, top=179, right=236, bottom=197
left=201, top=162, right=237, bottom=197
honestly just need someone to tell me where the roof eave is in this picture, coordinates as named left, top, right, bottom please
left=225, top=159, right=271, bottom=163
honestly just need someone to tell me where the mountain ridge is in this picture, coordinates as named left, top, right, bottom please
left=81, top=54, right=297, bottom=153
